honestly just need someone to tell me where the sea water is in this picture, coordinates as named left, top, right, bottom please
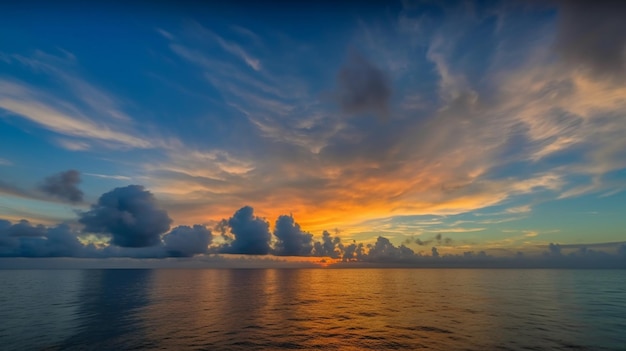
left=1, top=269, right=624, bottom=350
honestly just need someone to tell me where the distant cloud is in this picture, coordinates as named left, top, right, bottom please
left=0, top=180, right=35, bottom=199
left=216, top=35, right=261, bottom=71
left=336, top=50, right=391, bottom=118
left=220, top=206, right=271, bottom=255
left=163, top=225, right=212, bottom=257
left=0, top=219, right=84, bottom=257
left=555, top=1, right=626, bottom=78
left=1, top=208, right=626, bottom=268
left=365, top=236, right=417, bottom=262
left=0, top=79, right=153, bottom=149
left=55, top=138, right=91, bottom=151
left=4, top=219, right=46, bottom=237
left=187, top=22, right=261, bottom=71
left=548, top=242, right=562, bottom=255
left=409, top=233, right=453, bottom=246
left=273, top=215, right=314, bottom=256
left=39, top=170, right=84, bottom=203
left=0, top=157, right=12, bottom=166
left=341, top=241, right=366, bottom=262
left=84, top=173, right=132, bottom=181
left=79, top=185, right=172, bottom=248
left=312, top=230, right=343, bottom=259
left=506, top=205, right=532, bottom=214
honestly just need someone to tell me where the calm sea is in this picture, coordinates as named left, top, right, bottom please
left=0, top=269, right=624, bottom=350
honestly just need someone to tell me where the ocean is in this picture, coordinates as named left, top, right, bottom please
left=0, top=269, right=624, bottom=350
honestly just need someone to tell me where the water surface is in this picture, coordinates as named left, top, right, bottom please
left=1, top=269, right=624, bottom=350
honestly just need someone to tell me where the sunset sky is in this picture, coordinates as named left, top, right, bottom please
left=1, top=1, right=625, bottom=266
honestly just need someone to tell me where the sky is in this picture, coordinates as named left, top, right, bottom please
left=1, top=0, right=625, bottom=268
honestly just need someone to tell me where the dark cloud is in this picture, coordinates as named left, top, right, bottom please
left=410, top=233, right=454, bottom=246
left=5, top=219, right=46, bottom=237
left=39, top=170, right=84, bottom=203
left=220, top=206, right=271, bottom=255
left=273, top=215, right=313, bottom=256
left=0, top=219, right=84, bottom=257
left=556, top=0, right=626, bottom=77
left=0, top=180, right=35, bottom=199
left=163, top=225, right=213, bottom=257
left=312, top=230, right=343, bottom=258
left=365, top=236, right=417, bottom=262
left=79, top=185, right=172, bottom=248
left=548, top=242, right=561, bottom=255
left=342, top=241, right=366, bottom=262
left=336, top=49, right=392, bottom=119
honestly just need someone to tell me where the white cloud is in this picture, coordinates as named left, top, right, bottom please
left=0, top=80, right=152, bottom=149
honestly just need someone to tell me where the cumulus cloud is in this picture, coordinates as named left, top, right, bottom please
left=273, top=215, right=314, bottom=256
left=0, top=219, right=85, bottom=257
left=548, top=242, right=562, bottom=255
left=39, top=170, right=84, bottom=203
left=163, top=225, right=212, bottom=257
left=342, top=241, right=366, bottom=262
left=365, top=236, right=417, bottom=262
left=555, top=1, right=626, bottom=78
left=312, top=230, right=343, bottom=258
left=336, top=49, right=392, bottom=118
left=79, top=185, right=172, bottom=248
left=220, top=206, right=271, bottom=255
left=1, top=213, right=626, bottom=268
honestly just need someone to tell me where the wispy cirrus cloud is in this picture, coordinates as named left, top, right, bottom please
left=4, top=3, right=611, bottom=244
left=0, top=50, right=155, bottom=150
left=185, top=21, right=262, bottom=71
left=0, top=82, right=152, bottom=149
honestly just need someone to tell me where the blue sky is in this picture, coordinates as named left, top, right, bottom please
left=1, top=0, right=625, bottom=266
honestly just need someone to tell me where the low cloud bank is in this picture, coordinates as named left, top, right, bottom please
left=1, top=184, right=625, bottom=268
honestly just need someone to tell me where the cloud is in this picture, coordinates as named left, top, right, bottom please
left=273, top=215, right=314, bottom=256
left=186, top=22, right=261, bottom=71
left=0, top=80, right=153, bottom=149
left=220, top=206, right=271, bottom=255
left=84, top=173, right=132, bottom=181
left=79, top=185, right=172, bottom=248
left=365, top=236, right=417, bottom=262
left=506, top=205, right=532, bottom=214
left=411, top=233, right=453, bottom=246
left=0, top=219, right=85, bottom=257
left=162, top=225, right=212, bottom=257
left=4, top=219, right=46, bottom=237
left=39, top=170, right=84, bottom=203
left=548, top=242, right=561, bottom=255
left=555, top=1, right=626, bottom=78
left=0, top=180, right=37, bottom=200
left=1, top=213, right=625, bottom=268
left=341, top=241, right=366, bottom=262
left=336, top=50, right=392, bottom=118
left=312, top=230, right=343, bottom=259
